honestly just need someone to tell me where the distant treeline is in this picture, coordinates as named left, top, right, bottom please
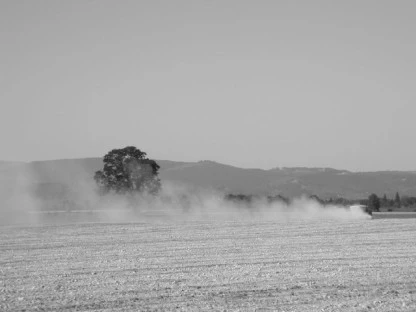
left=224, top=192, right=416, bottom=212
left=309, top=193, right=416, bottom=209
left=225, top=194, right=290, bottom=205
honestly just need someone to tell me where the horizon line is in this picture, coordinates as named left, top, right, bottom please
left=1, top=157, right=415, bottom=174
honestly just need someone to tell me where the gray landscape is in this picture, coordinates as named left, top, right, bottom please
left=1, top=1, right=416, bottom=311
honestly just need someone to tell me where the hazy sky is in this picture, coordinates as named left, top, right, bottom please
left=1, top=1, right=415, bottom=171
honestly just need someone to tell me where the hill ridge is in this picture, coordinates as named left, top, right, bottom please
left=1, top=158, right=415, bottom=199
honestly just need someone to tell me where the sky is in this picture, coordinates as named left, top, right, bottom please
left=0, top=1, right=415, bottom=171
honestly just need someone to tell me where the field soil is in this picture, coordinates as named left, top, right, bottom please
left=1, top=219, right=415, bottom=311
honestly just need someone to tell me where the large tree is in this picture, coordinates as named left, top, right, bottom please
left=94, top=146, right=161, bottom=195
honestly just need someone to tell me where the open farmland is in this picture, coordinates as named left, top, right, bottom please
left=1, top=219, right=416, bottom=311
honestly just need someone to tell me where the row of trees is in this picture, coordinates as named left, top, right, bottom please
left=366, top=193, right=416, bottom=211
left=224, top=192, right=416, bottom=215
left=224, top=194, right=290, bottom=205
left=313, top=193, right=416, bottom=210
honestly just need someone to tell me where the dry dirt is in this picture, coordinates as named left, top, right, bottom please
left=1, top=219, right=416, bottom=311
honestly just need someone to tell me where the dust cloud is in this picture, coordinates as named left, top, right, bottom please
left=0, top=173, right=371, bottom=225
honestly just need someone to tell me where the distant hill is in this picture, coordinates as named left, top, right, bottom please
left=1, top=158, right=416, bottom=200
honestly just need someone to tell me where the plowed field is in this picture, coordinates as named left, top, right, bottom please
left=1, top=219, right=415, bottom=311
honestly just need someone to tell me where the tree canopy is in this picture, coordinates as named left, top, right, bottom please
left=394, top=192, right=401, bottom=208
left=368, top=193, right=380, bottom=212
left=94, top=146, right=161, bottom=195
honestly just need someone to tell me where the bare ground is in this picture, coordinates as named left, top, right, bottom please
left=1, top=219, right=415, bottom=311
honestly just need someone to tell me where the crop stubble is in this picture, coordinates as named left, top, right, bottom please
left=1, top=219, right=415, bottom=311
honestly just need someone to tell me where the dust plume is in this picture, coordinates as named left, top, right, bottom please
left=1, top=173, right=371, bottom=225
left=0, top=164, right=42, bottom=225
